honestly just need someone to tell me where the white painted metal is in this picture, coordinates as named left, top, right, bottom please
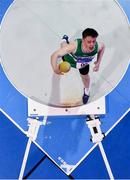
left=99, top=142, right=114, bottom=180
left=28, top=96, right=105, bottom=115
left=86, top=115, right=114, bottom=179
left=86, top=118, right=104, bottom=143
left=18, top=138, right=32, bottom=180
left=19, top=118, right=43, bottom=180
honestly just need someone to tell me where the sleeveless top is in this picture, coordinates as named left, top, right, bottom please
left=63, top=39, right=98, bottom=69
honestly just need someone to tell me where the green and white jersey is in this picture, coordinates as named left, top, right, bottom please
left=63, top=39, right=98, bottom=69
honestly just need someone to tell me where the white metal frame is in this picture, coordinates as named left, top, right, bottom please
left=18, top=116, right=47, bottom=180
left=28, top=97, right=106, bottom=116
left=86, top=115, right=114, bottom=180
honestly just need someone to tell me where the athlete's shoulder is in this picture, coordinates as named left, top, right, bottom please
left=97, top=41, right=105, bottom=52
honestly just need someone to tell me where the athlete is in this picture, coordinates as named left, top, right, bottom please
left=51, top=28, right=105, bottom=104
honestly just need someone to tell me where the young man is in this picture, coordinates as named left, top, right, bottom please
left=51, top=28, right=105, bottom=104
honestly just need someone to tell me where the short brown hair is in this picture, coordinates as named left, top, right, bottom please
left=82, top=28, right=98, bottom=38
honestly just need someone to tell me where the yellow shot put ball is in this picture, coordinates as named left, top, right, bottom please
left=59, top=61, right=71, bottom=73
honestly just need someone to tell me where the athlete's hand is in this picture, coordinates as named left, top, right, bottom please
left=54, top=65, right=64, bottom=75
left=93, top=62, right=100, bottom=72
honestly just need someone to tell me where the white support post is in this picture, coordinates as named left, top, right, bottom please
left=18, top=138, right=32, bottom=180
left=86, top=115, right=114, bottom=180
left=18, top=117, right=45, bottom=180
left=98, top=142, right=114, bottom=180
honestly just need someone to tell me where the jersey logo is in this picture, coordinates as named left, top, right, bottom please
left=77, top=56, right=95, bottom=63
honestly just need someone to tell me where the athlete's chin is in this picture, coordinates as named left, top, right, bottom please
left=89, top=47, right=94, bottom=51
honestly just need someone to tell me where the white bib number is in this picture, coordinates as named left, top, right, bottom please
left=76, top=62, right=89, bottom=69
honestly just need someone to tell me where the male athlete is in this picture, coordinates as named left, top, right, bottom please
left=51, top=28, right=105, bottom=104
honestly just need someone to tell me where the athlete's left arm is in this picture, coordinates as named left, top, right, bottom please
left=93, top=42, right=105, bottom=72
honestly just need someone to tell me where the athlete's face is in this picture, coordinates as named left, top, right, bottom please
left=83, top=36, right=97, bottom=51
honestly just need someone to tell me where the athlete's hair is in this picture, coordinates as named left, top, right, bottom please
left=82, top=28, right=98, bottom=38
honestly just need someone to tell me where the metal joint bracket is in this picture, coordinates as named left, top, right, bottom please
left=26, top=117, right=43, bottom=141
left=86, top=115, right=105, bottom=143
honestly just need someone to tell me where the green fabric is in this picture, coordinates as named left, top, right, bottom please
left=63, top=54, right=77, bottom=68
left=75, top=39, right=98, bottom=57
left=63, top=39, right=98, bottom=68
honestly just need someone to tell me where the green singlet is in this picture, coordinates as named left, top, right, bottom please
left=63, top=39, right=98, bottom=68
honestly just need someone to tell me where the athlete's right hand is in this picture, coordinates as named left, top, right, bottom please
left=54, top=65, right=64, bottom=75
